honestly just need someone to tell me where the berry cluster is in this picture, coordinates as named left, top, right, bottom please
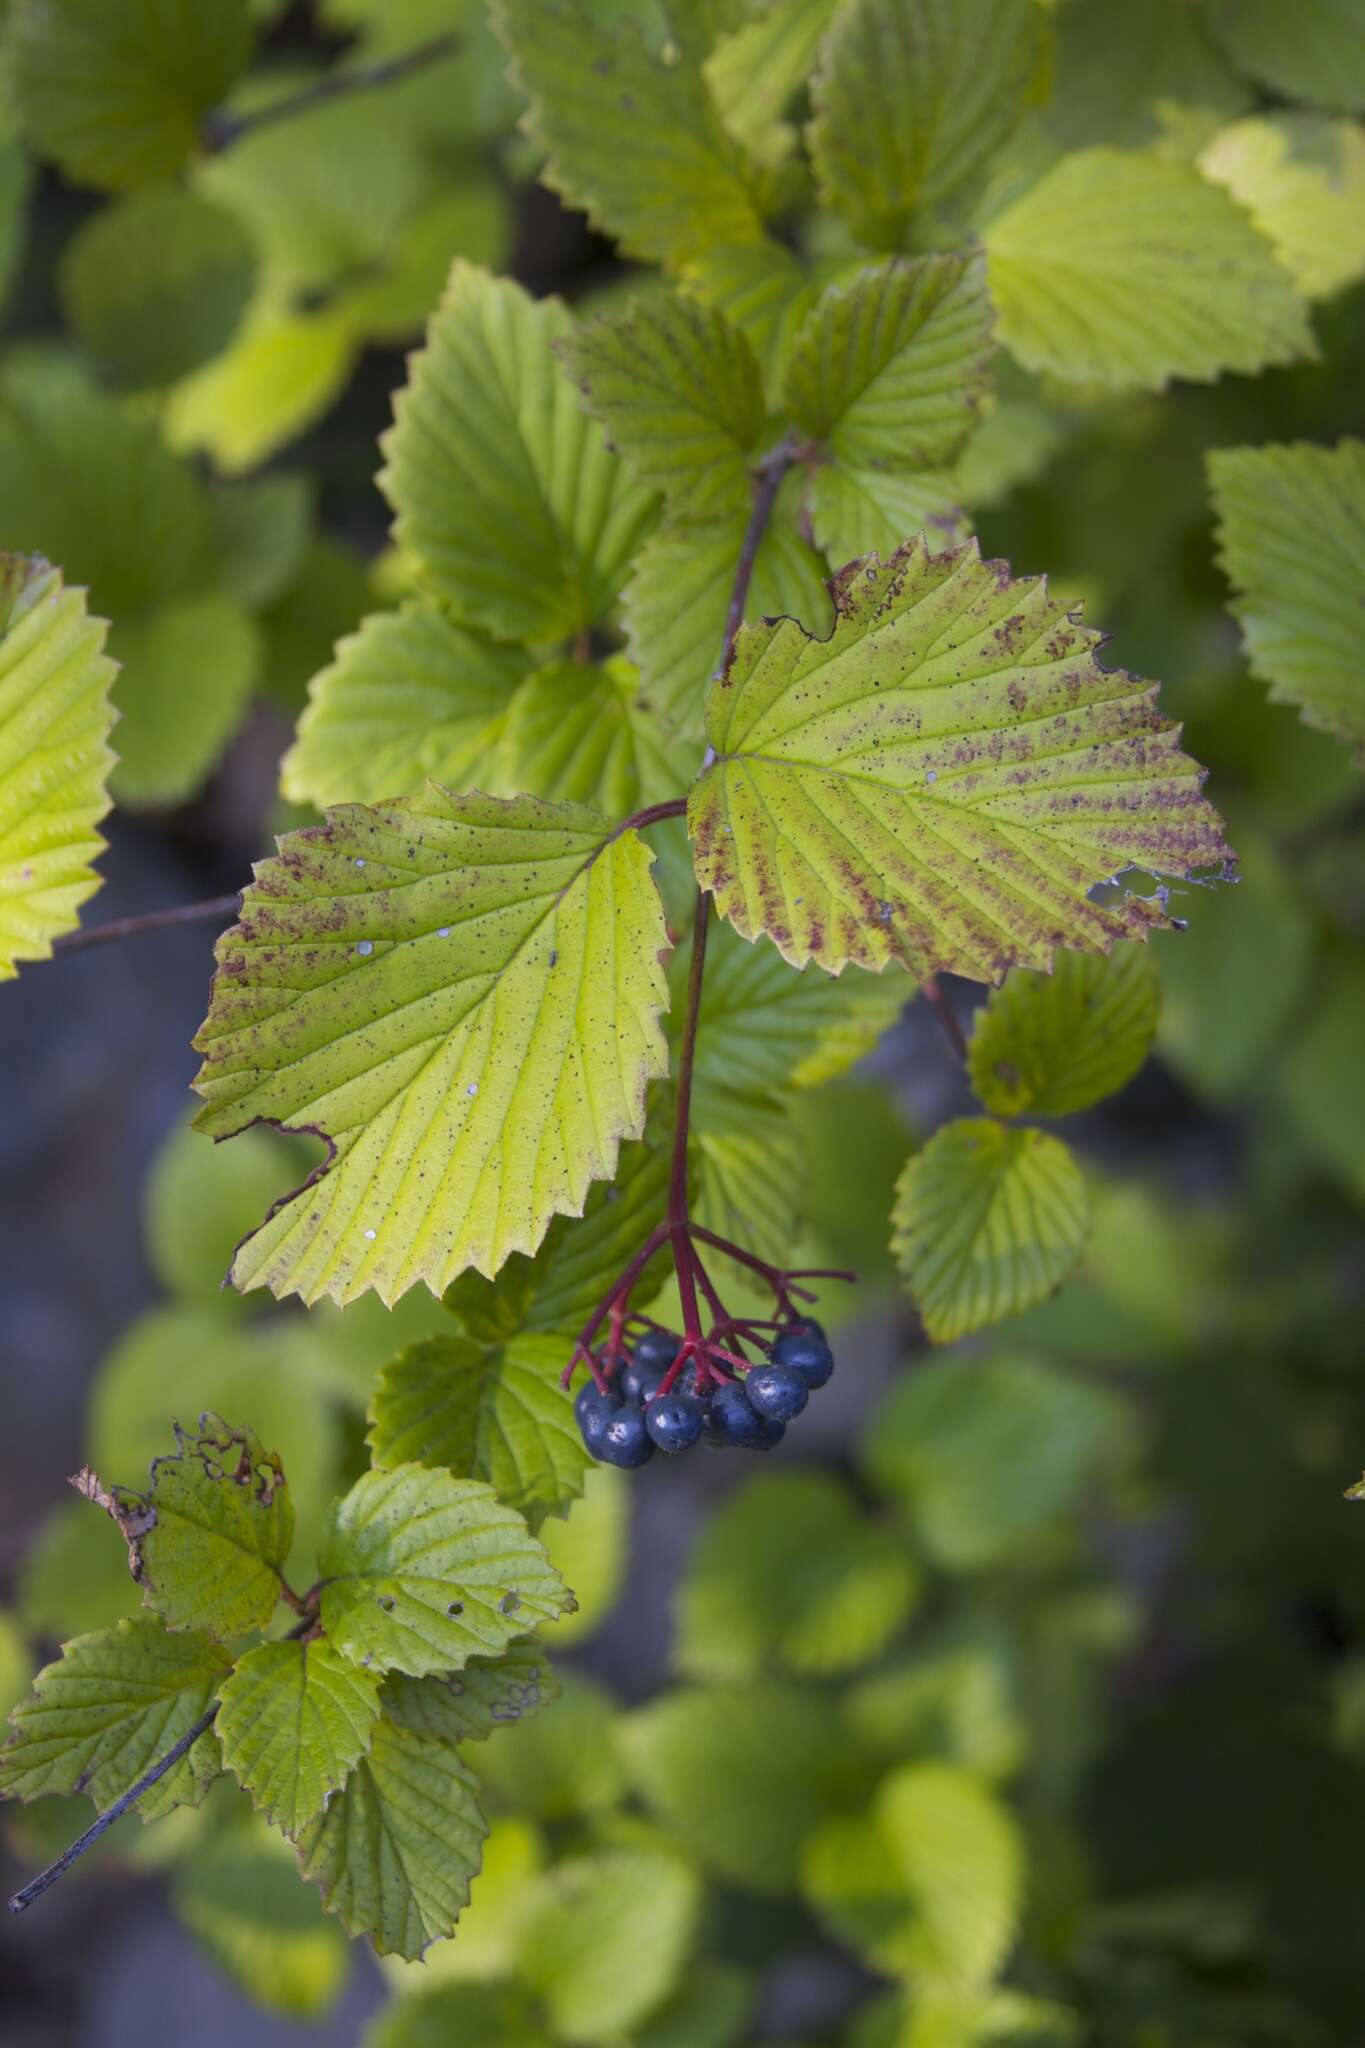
left=574, top=1319, right=835, bottom=1469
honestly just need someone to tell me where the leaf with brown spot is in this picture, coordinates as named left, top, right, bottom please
left=689, top=537, right=1232, bottom=982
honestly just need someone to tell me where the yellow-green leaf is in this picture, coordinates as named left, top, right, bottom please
left=966, top=945, right=1161, bottom=1118
left=0, top=555, right=116, bottom=980
left=1198, top=116, right=1365, bottom=302
left=689, top=537, right=1231, bottom=981
left=216, top=1638, right=382, bottom=1835
left=1206, top=0, right=1365, bottom=116
left=191, top=790, right=669, bottom=1308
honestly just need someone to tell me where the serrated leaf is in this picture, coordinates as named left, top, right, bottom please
left=1208, top=439, right=1365, bottom=767
left=689, top=537, right=1231, bottom=981
left=0, top=555, right=116, bottom=980
left=493, top=0, right=764, bottom=265
left=0, top=1617, right=228, bottom=1821
left=808, top=0, right=1047, bottom=245
left=678, top=1470, right=920, bottom=1680
left=111, top=1415, right=294, bottom=1639
left=560, top=294, right=766, bottom=520
left=878, top=1762, right=1024, bottom=1986
left=6, top=0, right=253, bottom=191
left=861, top=1354, right=1124, bottom=1569
left=60, top=185, right=256, bottom=390
left=681, top=238, right=840, bottom=396
left=471, top=1671, right=624, bottom=1820
left=292, top=1716, right=488, bottom=1958
left=983, top=148, right=1313, bottom=390
left=1206, top=0, right=1365, bottom=115
left=144, top=1111, right=315, bottom=1311
left=517, top=1847, right=701, bottom=2045
left=171, top=1814, right=350, bottom=2022
left=381, top=264, right=658, bottom=647
left=493, top=658, right=693, bottom=816
left=967, top=945, right=1160, bottom=1119
left=1198, top=117, right=1365, bottom=302
left=282, top=602, right=530, bottom=810
left=318, top=1464, right=570, bottom=1678
left=783, top=253, right=993, bottom=471
left=809, top=463, right=968, bottom=573
left=624, top=504, right=832, bottom=743
left=381, top=1641, right=559, bottom=1745
left=368, top=1332, right=589, bottom=1529
left=191, top=789, right=669, bottom=1307
left=619, top=1681, right=871, bottom=1893
left=110, top=593, right=260, bottom=807
left=216, top=1638, right=382, bottom=1835
left=704, top=0, right=839, bottom=168
left=892, top=1118, right=1089, bottom=1342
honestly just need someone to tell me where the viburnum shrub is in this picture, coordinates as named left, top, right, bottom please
left=2, top=2, right=1365, bottom=2043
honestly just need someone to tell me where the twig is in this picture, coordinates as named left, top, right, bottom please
left=715, top=440, right=800, bottom=681
left=202, top=34, right=461, bottom=153
left=921, top=975, right=968, bottom=1062
left=51, top=895, right=242, bottom=956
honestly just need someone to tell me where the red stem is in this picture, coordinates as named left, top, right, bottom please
left=921, top=974, right=968, bottom=1062
left=52, top=894, right=241, bottom=955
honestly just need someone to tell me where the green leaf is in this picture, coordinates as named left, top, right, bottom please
left=1198, top=117, right=1365, bottom=302
left=0, top=1617, right=228, bottom=1821
left=492, top=657, right=693, bottom=816
left=891, top=1118, right=1090, bottom=1342
left=619, top=1681, right=871, bottom=1893
left=783, top=253, right=993, bottom=471
left=317, top=1464, right=570, bottom=1677
left=260, top=533, right=371, bottom=717
left=808, top=0, right=1047, bottom=245
left=191, top=789, right=670, bottom=1308
left=171, top=1814, right=349, bottom=2021
left=559, top=294, right=766, bottom=520
left=983, top=148, right=1313, bottom=389
left=292, top=1715, right=488, bottom=1958
left=381, top=1641, right=559, bottom=1746
left=704, top=0, right=839, bottom=169
left=367, top=1332, right=589, bottom=1529
left=166, top=297, right=355, bottom=475
left=375, top=1814, right=546, bottom=1992
left=878, top=1762, right=1023, bottom=1986
left=367, top=1984, right=553, bottom=2048
left=803, top=1809, right=923, bottom=1975
left=471, top=1670, right=624, bottom=1820
left=966, top=945, right=1160, bottom=1118
left=1279, top=957, right=1365, bottom=1203
left=678, top=1470, right=920, bottom=1679
left=689, top=537, right=1231, bottom=980
left=492, top=0, right=765, bottom=265
left=17, top=1498, right=140, bottom=1642
left=516, top=1847, right=701, bottom=2044
left=282, top=602, right=530, bottom=810
left=691, top=1080, right=805, bottom=1272
left=632, top=1962, right=757, bottom=2048
left=5, top=0, right=253, bottom=191
left=689, top=920, right=906, bottom=1097
left=381, top=265, right=659, bottom=647
left=811, top=466, right=967, bottom=572
left=0, top=555, right=116, bottom=980
left=217, top=1638, right=382, bottom=1835
left=109, top=593, right=261, bottom=807
left=109, top=1414, right=294, bottom=1639
left=60, top=185, right=256, bottom=390
left=1208, top=439, right=1365, bottom=766
left=847, top=1641, right=1026, bottom=1781
left=210, top=473, right=312, bottom=611
left=1206, top=0, right=1365, bottom=115
left=1045, top=0, right=1249, bottom=153
left=144, top=1111, right=316, bottom=1311
left=680, top=237, right=845, bottom=397
left=624, top=505, right=832, bottom=743
left=861, top=1354, right=1124, bottom=1569
left=537, top=1467, right=627, bottom=1648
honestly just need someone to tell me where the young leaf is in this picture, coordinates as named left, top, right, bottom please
left=680, top=236, right=844, bottom=396
left=877, top=1762, right=1023, bottom=1986
left=381, top=1641, right=559, bottom=1745
left=624, top=508, right=831, bottom=742
left=0, top=1617, right=228, bottom=1821
left=216, top=1638, right=382, bottom=1835
left=5, top=0, right=253, bottom=191
left=493, top=0, right=765, bottom=265
left=170, top=1815, right=350, bottom=2023
left=1198, top=116, right=1365, bottom=303
left=191, top=790, right=670, bottom=1307
left=1206, top=0, right=1365, bottom=115
left=292, top=1716, right=488, bottom=1958
left=704, top=0, right=840, bottom=169
left=166, top=296, right=355, bottom=476
left=492, top=658, right=693, bottom=817
left=807, top=465, right=967, bottom=571
left=515, top=1847, right=701, bottom=2045
left=317, top=1464, right=570, bottom=1677
left=107, top=1416, right=294, bottom=1640
left=109, top=593, right=261, bottom=808
left=281, top=603, right=531, bottom=810
left=559, top=295, right=767, bottom=521
left=0, top=555, right=116, bottom=981
left=808, top=0, right=1047, bottom=245
left=983, top=148, right=1313, bottom=389
left=678, top=1470, right=920, bottom=1680
left=966, top=945, right=1161, bottom=1119
left=381, top=264, right=659, bottom=647
left=1207, top=439, right=1365, bottom=766
left=782, top=252, right=993, bottom=472
left=892, top=1118, right=1089, bottom=1343
left=689, top=538, right=1231, bottom=981
left=367, top=1332, right=589, bottom=1529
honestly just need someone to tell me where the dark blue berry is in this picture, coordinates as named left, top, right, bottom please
left=576, top=1390, right=620, bottom=1457
left=621, top=1359, right=669, bottom=1405
left=575, top=1380, right=619, bottom=1428
left=752, top=1415, right=786, bottom=1451
left=770, top=1331, right=834, bottom=1389
left=644, top=1392, right=705, bottom=1452
left=745, top=1361, right=808, bottom=1422
left=597, top=1406, right=654, bottom=1468
left=632, top=1328, right=683, bottom=1372
left=786, top=1315, right=826, bottom=1343
left=704, top=1381, right=763, bottom=1447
